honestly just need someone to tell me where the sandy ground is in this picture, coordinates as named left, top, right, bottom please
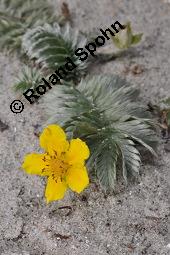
left=0, top=0, right=170, bottom=254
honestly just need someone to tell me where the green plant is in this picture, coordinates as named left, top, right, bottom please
left=0, top=0, right=60, bottom=53
left=41, top=75, right=157, bottom=190
left=162, top=98, right=170, bottom=126
left=160, top=97, right=170, bottom=110
left=14, top=66, right=43, bottom=92
left=112, top=21, right=143, bottom=50
left=22, top=23, right=88, bottom=80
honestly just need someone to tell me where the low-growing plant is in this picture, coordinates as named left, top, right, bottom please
left=0, top=1, right=157, bottom=198
left=14, top=65, right=43, bottom=92
left=0, top=0, right=64, bottom=53
left=112, top=21, right=143, bottom=50
left=22, top=23, right=88, bottom=79
left=41, top=75, right=157, bottom=190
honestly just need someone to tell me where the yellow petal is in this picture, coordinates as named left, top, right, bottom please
left=40, top=125, right=69, bottom=156
left=66, top=166, right=89, bottom=193
left=45, top=177, right=67, bottom=203
left=22, top=153, right=48, bottom=175
left=66, top=138, right=90, bottom=164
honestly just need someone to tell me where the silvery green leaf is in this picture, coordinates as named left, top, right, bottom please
left=42, top=75, right=157, bottom=190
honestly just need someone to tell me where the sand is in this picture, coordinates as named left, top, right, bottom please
left=0, top=0, right=170, bottom=254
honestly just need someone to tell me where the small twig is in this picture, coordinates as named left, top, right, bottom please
left=58, top=205, right=73, bottom=216
left=52, top=233, right=71, bottom=240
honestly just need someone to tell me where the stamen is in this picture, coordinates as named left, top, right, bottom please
left=48, top=151, right=69, bottom=183
left=41, top=168, right=50, bottom=175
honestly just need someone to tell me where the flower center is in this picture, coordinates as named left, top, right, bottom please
left=50, top=158, right=67, bottom=174
left=41, top=152, right=70, bottom=182
left=48, top=153, right=69, bottom=182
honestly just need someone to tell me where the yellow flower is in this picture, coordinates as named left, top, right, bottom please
left=22, top=125, right=90, bottom=203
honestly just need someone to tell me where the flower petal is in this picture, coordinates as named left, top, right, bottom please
left=22, top=153, right=48, bottom=175
left=45, top=177, right=67, bottom=203
left=66, top=138, right=90, bottom=164
left=66, top=165, right=89, bottom=193
left=40, top=125, right=69, bottom=156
